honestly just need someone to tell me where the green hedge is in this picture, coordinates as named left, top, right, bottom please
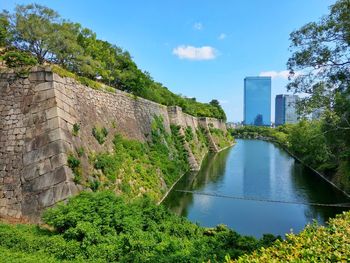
left=0, top=191, right=278, bottom=262
left=233, top=211, right=350, bottom=262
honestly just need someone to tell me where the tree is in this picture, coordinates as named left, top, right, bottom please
left=210, top=99, right=220, bottom=107
left=287, top=0, right=350, bottom=114
left=0, top=12, right=11, bottom=47
left=287, top=0, right=350, bottom=183
left=9, top=4, right=60, bottom=63
left=1, top=3, right=228, bottom=121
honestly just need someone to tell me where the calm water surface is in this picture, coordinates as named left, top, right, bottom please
left=163, top=139, right=350, bottom=237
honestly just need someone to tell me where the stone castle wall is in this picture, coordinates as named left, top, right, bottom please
left=0, top=68, right=229, bottom=221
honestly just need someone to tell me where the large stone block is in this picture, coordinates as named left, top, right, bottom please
left=25, top=133, right=50, bottom=152
left=27, top=166, right=68, bottom=192
left=21, top=194, right=38, bottom=216
left=28, top=71, right=46, bottom=82
left=34, top=82, right=52, bottom=92
left=23, top=140, right=71, bottom=166
left=50, top=153, right=67, bottom=170
left=46, top=107, right=58, bottom=120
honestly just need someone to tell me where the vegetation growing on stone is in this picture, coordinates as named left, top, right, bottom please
left=67, top=153, right=82, bottom=184
left=72, top=123, right=80, bottom=137
left=92, top=126, right=108, bottom=145
left=75, top=147, right=85, bottom=158
left=90, top=117, right=190, bottom=200
left=0, top=191, right=278, bottom=263
left=185, top=126, right=209, bottom=163
left=184, top=126, right=194, bottom=142
left=210, top=127, right=234, bottom=149
left=0, top=4, right=226, bottom=120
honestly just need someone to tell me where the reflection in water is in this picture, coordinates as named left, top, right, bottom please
left=242, top=141, right=271, bottom=199
left=164, top=149, right=231, bottom=216
left=163, top=139, right=350, bottom=237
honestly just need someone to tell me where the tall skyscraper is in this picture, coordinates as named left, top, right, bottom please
left=244, top=76, right=271, bottom=126
left=275, top=94, right=299, bottom=126
left=275, top=95, right=285, bottom=126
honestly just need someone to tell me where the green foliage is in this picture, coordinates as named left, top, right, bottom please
left=2, top=4, right=227, bottom=120
left=232, top=123, right=332, bottom=170
left=210, top=128, right=234, bottom=149
left=1, top=49, right=37, bottom=68
left=92, top=126, right=108, bottom=145
left=234, top=211, right=350, bottom=262
left=72, top=123, right=80, bottom=136
left=285, top=0, right=350, bottom=191
left=91, top=117, right=189, bottom=200
left=181, top=125, right=209, bottom=163
left=0, top=13, right=11, bottom=47
left=184, top=126, right=194, bottom=142
left=196, top=127, right=209, bottom=148
left=0, top=191, right=277, bottom=262
left=287, top=0, right=350, bottom=109
left=170, top=124, right=191, bottom=169
left=88, top=179, right=100, bottom=192
left=9, top=4, right=60, bottom=64
left=75, top=147, right=85, bottom=157
left=67, top=154, right=82, bottom=184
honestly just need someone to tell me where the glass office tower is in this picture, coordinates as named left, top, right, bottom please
left=275, top=95, right=285, bottom=126
left=275, top=94, right=299, bottom=126
left=244, top=76, right=271, bottom=126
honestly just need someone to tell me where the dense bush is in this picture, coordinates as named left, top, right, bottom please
left=232, top=211, right=350, bottom=262
left=1, top=49, right=38, bottom=68
left=0, top=191, right=278, bottom=263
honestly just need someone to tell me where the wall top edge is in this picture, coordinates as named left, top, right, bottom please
left=0, top=66, right=226, bottom=123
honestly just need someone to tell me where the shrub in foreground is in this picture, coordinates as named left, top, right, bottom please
left=0, top=191, right=278, bottom=262
left=232, top=211, right=350, bottom=262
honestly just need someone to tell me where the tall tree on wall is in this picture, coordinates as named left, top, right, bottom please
left=287, top=0, right=350, bottom=170
left=10, top=4, right=60, bottom=63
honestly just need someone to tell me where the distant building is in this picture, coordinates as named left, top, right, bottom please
left=275, top=95, right=285, bottom=126
left=226, top=122, right=243, bottom=129
left=243, top=76, right=271, bottom=126
left=275, top=94, right=299, bottom=126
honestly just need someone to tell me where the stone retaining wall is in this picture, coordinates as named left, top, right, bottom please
left=0, top=67, right=228, bottom=221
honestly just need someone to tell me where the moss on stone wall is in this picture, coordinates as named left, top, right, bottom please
left=185, top=126, right=209, bottom=163
left=83, top=116, right=190, bottom=200
left=209, top=127, right=235, bottom=149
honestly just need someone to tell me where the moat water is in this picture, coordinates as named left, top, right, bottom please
left=163, top=139, right=350, bottom=237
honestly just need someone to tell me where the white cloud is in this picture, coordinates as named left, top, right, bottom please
left=193, top=22, right=203, bottom=30
left=173, top=45, right=217, bottom=60
left=259, top=70, right=301, bottom=79
left=218, top=33, right=227, bottom=40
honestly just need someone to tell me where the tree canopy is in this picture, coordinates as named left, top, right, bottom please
left=287, top=0, right=350, bottom=184
left=0, top=4, right=226, bottom=120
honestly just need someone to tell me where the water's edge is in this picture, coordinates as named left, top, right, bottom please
left=158, top=142, right=236, bottom=205
left=256, top=137, right=350, bottom=199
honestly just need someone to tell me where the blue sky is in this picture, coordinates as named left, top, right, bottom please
left=3, top=0, right=336, bottom=121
